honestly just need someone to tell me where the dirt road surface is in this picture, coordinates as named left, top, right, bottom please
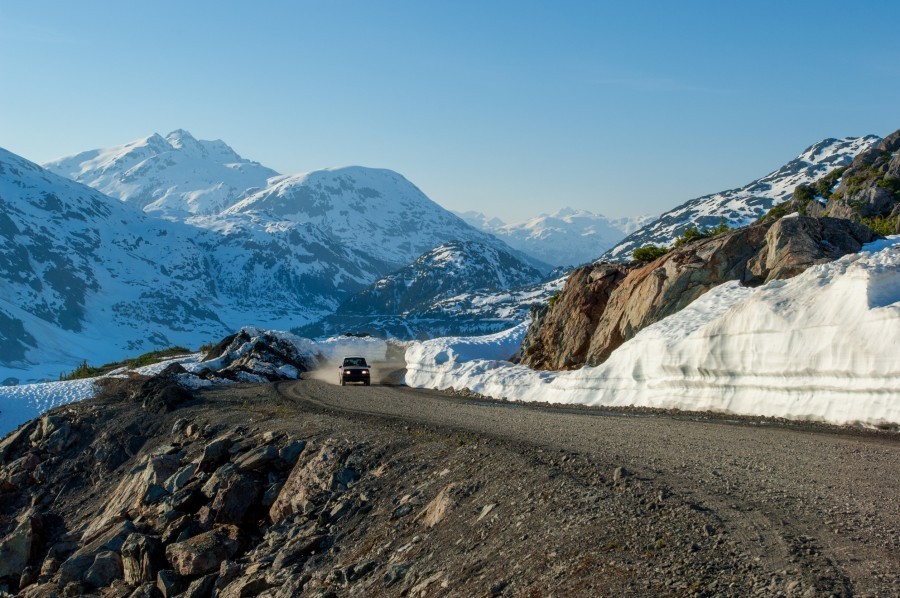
left=277, top=378, right=900, bottom=595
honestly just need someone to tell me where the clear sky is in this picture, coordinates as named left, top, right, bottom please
left=1, top=1, right=898, bottom=222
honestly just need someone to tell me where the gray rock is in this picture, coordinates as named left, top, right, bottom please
left=164, top=462, right=198, bottom=493
left=383, top=563, right=409, bottom=587
left=181, top=573, right=216, bottom=598
left=0, top=512, right=38, bottom=580
left=279, top=440, right=307, bottom=465
left=212, top=473, right=262, bottom=524
left=156, top=569, right=181, bottom=598
left=235, top=445, right=279, bottom=471
left=83, top=551, right=123, bottom=588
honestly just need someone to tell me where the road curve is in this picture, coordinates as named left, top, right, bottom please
left=278, top=379, right=900, bottom=594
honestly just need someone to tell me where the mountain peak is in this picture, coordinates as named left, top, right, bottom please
left=165, top=129, right=202, bottom=151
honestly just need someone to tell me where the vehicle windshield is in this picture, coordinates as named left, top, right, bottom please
left=343, top=358, right=367, bottom=367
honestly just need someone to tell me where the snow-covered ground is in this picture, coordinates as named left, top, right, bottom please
left=0, top=330, right=388, bottom=437
left=406, top=237, right=900, bottom=428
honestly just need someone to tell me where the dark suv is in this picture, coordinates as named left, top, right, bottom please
left=339, top=357, right=371, bottom=386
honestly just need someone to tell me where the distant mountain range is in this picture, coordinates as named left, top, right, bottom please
left=600, top=135, right=881, bottom=261
left=456, top=208, right=653, bottom=267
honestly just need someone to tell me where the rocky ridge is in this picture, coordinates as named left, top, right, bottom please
left=521, top=216, right=879, bottom=370
left=787, top=129, right=900, bottom=232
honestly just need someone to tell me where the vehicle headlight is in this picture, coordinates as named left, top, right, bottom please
left=344, top=370, right=351, bottom=374
left=362, top=370, right=369, bottom=375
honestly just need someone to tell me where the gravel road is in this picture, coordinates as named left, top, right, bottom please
left=278, top=378, right=900, bottom=595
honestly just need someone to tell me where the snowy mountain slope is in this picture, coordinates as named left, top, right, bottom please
left=299, top=241, right=563, bottom=340
left=0, top=146, right=232, bottom=382
left=225, top=166, right=550, bottom=273
left=457, top=208, right=653, bottom=267
left=44, top=130, right=278, bottom=216
left=338, top=240, right=543, bottom=315
left=600, top=135, right=881, bottom=262
left=406, top=237, right=900, bottom=427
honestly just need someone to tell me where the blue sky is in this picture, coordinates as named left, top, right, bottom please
left=1, top=1, right=898, bottom=221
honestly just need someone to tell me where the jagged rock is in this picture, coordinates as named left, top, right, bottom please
left=198, top=435, right=235, bottom=472
left=234, top=445, right=278, bottom=471
left=163, top=463, right=197, bottom=493
left=0, top=512, right=40, bottom=581
left=279, top=439, right=307, bottom=465
left=127, top=582, right=157, bottom=598
left=269, top=443, right=358, bottom=523
left=417, top=482, right=467, bottom=528
left=165, top=525, right=241, bottom=576
left=19, top=566, right=38, bottom=590
left=271, top=534, right=323, bottom=570
left=83, top=551, right=123, bottom=588
left=823, top=130, right=900, bottom=223
left=181, top=573, right=216, bottom=598
left=218, top=573, right=274, bottom=598
left=121, top=533, right=161, bottom=586
left=155, top=569, right=181, bottom=598
left=522, top=216, right=880, bottom=370
left=211, top=473, right=262, bottom=525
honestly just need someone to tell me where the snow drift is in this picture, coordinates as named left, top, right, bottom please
left=405, top=238, right=900, bottom=427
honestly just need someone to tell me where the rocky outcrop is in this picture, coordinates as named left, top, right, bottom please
left=522, top=216, right=879, bottom=370
left=787, top=129, right=900, bottom=232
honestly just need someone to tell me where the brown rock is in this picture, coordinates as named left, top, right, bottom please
left=234, top=444, right=278, bottom=471
left=165, top=525, right=241, bottom=576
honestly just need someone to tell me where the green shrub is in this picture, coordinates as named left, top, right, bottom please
left=673, top=219, right=730, bottom=248
left=632, top=245, right=669, bottom=262
left=59, top=360, right=104, bottom=381
left=58, top=346, right=193, bottom=381
left=859, top=215, right=900, bottom=236
left=548, top=292, right=560, bottom=308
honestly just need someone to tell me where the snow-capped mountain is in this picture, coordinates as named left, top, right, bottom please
left=225, top=166, right=550, bottom=272
left=0, top=149, right=393, bottom=383
left=299, top=241, right=561, bottom=339
left=44, top=130, right=278, bottom=216
left=601, top=135, right=880, bottom=261
left=457, top=208, right=653, bottom=267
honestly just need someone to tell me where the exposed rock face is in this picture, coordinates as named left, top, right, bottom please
left=822, top=130, right=900, bottom=228
left=522, top=216, right=879, bottom=370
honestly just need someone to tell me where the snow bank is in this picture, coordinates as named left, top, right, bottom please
left=406, top=238, right=900, bottom=427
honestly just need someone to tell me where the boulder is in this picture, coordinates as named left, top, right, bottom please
left=269, top=443, right=358, bottom=523
left=0, top=513, right=39, bottom=580
left=121, top=533, right=161, bottom=586
left=83, top=551, right=123, bottom=588
left=212, top=473, right=262, bottom=525
left=234, top=445, right=278, bottom=472
left=165, top=525, right=241, bottom=576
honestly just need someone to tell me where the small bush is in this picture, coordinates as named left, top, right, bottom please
left=859, top=215, right=900, bottom=236
left=632, top=245, right=669, bottom=262
left=58, top=346, right=193, bottom=381
left=60, top=360, right=104, bottom=381
left=673, top=219, right=730, bottom=248
left=548, top=292, right=561, bottom=308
